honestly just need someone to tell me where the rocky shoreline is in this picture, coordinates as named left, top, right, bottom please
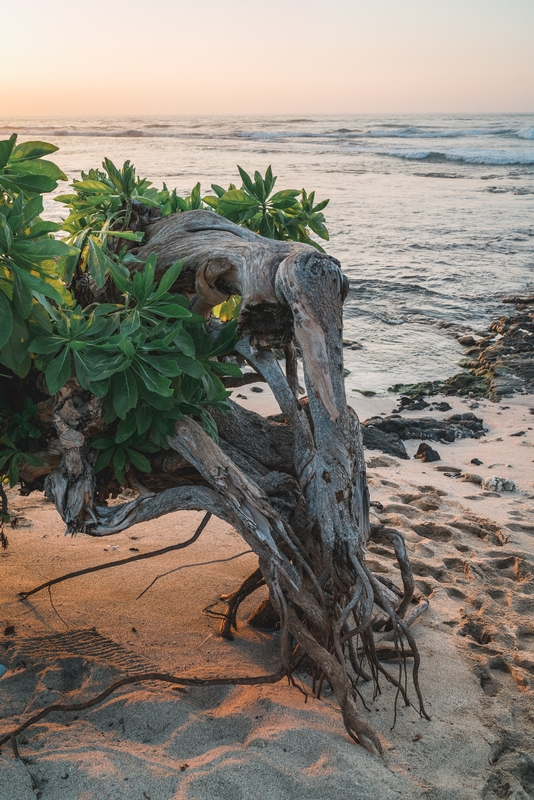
left=390, top=296, right=534, bottom=401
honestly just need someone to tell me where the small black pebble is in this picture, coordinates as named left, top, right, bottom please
left=237, top=394, right=247, bottom=399
left=471, top=458, right=483, bottom=466
left=129, top=547, right=139, bottom=552
left=251, top=386, right=264, bottom=393
left=3, top=626, right=15, bottom=636
left=510, top=431, right=525, bottom=437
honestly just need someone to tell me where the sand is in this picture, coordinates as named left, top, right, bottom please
left=1, top=388, right=533, bottom=800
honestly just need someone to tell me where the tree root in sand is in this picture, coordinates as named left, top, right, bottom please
left=0, top=665, right=289, bottom=761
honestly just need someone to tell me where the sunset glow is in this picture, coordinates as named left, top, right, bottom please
left=3, top=0, right=533, bottom=116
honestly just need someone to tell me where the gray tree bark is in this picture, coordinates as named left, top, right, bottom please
left=35, top=211, right=427, bottom=753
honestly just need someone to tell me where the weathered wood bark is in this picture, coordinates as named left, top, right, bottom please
left=19, top=211, right=427, bottom=753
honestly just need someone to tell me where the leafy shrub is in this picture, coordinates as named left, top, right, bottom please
left=0, top=136, right=329, bottom=488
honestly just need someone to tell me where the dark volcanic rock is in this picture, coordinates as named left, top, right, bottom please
left=362, top=425, right=409, bottom=460
left=397, top=395, right=430, bottom=411
left=363, top=412, right=485, bottom=444
left=390, top=303, right=534, bottom=400
left=414, top=442, right=441, bottom=462
left=501, top=295, right=534, bottom=305
left=430, top=401, right=453, bottom=412
left=457, top=335, right=477, bottom=347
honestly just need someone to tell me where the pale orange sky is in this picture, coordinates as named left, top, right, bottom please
left=3, top=0, right=534, bottom=116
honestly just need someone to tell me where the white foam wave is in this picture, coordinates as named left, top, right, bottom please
left=348, top=143, right=534, bottom=166
left=518, top=127, right=534, bottom=140
left=365, top=127, right=512, bottom=139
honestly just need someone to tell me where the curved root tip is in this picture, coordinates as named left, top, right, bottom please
left=359, top=733, right=383, bottom=758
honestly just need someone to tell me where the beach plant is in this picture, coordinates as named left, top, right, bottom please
left=204, top=166, right=330, bottom=249
left=0, top=140, right=239, bottom=490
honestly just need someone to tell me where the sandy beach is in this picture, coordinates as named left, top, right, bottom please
left=1, top=386, right=533, bottom=800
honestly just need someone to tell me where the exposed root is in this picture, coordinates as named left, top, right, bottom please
left=19, top=513, right=212, bottom=600
left=0, top=666, right=288, bottom=761
left=218, top=567, right=265, bottom=639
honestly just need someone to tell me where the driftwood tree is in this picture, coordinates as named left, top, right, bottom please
left=3, top=207, right=427, bottom=755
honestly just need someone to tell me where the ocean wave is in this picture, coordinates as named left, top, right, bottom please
left=2, top=122, right=534, bottom=150
left=348, top=144, right=534, bottom=166
left=364, top=126, right=513, bottom=139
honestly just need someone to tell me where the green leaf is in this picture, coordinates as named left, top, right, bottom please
left=11, top=265, right=64, bottom=305
left=113, top=447, right=127, bottom=472
left=91, top=437, right=114, bottom=450
left=111, top=370, right=138, bottom=419
left=22, top=452, right=43, bottom=467
left=9, top=159, right=66, bottom=183
left=143, top=355, right=182, bottom=378
left=237, top=166, right=256, bottom=197
left=209, top=360, right=243, bottom=377
left=45, top=348, right=71, bottom=394
left=12, top=274, right=33, bottom=320
left=72, top=179, right=113, bottom=193
left=138, top=434, right=164, bottom=452
left=12, top=238, right=77, bottom=261
left=0, top=290, right=14, bottom=349
left=108, top=262, right=132, bottom=295
left=87, top=377, right=110, bottom=397
left=10, top=141, right=59, bottom=161
left=0, top=135, right=17, bottom=169
left=86, top=237, right=112, bottom=288
left=133, top=361, right=173, bottom=396
left=152, top=303, right=191, bottom=319
left=7, top=456, right=20, bottom=487
left=125, top=448, right=151, bottom=473
left=120, top=309, right=140, bottom=337
left=207, top=320, right=239, bottom=358
left=153, top=259, right=184, bottom=299
left=217, top=189, right=258, bottom=215
left=0, top=173, right=57, bottom=194
left=173, top=327, right=195, bottom=358
left=118, top=338, right=135, bottom=357
left=0, top=219, right=13, bottom=253
left=101, top=230, right=144, bottom=242
left=115, top=413, right=138, bottom=444
left=94, top=447, right=115, bottom=473
left=29, top=335, right=65, bottom=354
left=147, top=424, right=169, bottom=449
left=173, top=355, right=206, bottom=378
left=135, top=404, right=152, bottom=434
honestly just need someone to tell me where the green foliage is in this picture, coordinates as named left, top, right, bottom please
left=0, top=135, right=331, bottom=488
left=91, top=432, right=160, bottom=486
left=57, top=158, right=155, bottom=286
left=0, top=134, right=66, bottom=198
left=0, top=135, right=76, bottom=377
left=0, top=438, right=43, bottom=487
left=0, top=398, right=41, bottom=443
left=212, top=295, right=242, bottom=322
left=0, top=399, right=43, bottom=487
left=30, top=256, right=239, bottom=482
left=159, top=181, right=204, bottom=215
left=203, top=166, right=330, bottom=250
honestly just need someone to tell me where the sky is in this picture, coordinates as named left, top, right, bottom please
left=2, top=0, right=534, bottom=116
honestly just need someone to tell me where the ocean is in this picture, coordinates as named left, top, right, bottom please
left=2, top=113, right=534, bottom=395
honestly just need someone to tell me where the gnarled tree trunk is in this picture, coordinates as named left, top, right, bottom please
left=32, top=211, right=427, bottom=753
